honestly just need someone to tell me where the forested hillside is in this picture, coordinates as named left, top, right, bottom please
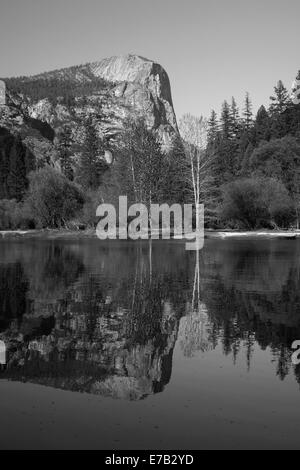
left=1, top=65, right=300, bottom=232
left=206, top=75, right=300, bottom=229
left=5, top=71, right=112, bottom=106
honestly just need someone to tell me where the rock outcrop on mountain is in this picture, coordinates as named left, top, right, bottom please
left=3, top=54, right=179, bottom=152
left=0, top=105, right=56, bottom=168
left=0, top=103, right=57, bottom=200
left=0, top=55, right=178, bottom=199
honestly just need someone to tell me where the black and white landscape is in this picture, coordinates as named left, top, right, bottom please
left=1, top=0, right=300, bottom=452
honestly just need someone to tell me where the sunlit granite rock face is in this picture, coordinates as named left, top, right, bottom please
left=4, top=54, right=179, bottom=152
left=89, top=55, right=178, bottom=146
left=0, top=55, right=178, bottom=195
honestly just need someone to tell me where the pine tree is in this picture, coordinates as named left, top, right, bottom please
left=143, top=128, right=165, bottom=208
left=0, top=134, right=11, bottom=199
left=58, top=127, right=74, bottom=180
left=269, top=81, right=291, bottom=138
left=243, top=92, right=253, bottom=130
left=218, top=100, right=241, bottom=179
left=208, top=109, right=219, bottom=143
left=230, top=97, right=240, bottom=138
left=7, top=136, right=27, bottom=201
left=269, top=80, right=291, bottom=115
left=77, top=117, right=108, bottom=189
left=163, top=134, right=190, bottom=204
left=253, top=106, right=271, bottom=144
left=221, top=101, right=231, bottom=139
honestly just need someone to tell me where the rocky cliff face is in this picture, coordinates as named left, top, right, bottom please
left=0, top=104, right=56, bottom=169
left=4, top=54, right=178, bottom=152
left=88, top=55, right=178, bottom=142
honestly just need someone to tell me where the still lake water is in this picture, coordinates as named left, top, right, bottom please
left=0, top=237, right=300, bottom=449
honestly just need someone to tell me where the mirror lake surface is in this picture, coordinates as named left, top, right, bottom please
left=0, top=237, right=300, bottom=449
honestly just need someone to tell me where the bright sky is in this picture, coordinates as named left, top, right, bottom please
left=1, top=0, right=299, bottom=119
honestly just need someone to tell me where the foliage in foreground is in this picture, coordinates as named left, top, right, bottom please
left=220, top=177, right=295, bottom=229
left=25, top=166, right=85, bottom=228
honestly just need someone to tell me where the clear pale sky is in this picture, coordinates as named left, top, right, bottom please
left=1, top=0, right=299, bottom=119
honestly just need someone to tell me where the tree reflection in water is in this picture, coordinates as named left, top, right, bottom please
left=179, top=248, right=212, bottom=357
left=0, top=238, right=300, bottom=399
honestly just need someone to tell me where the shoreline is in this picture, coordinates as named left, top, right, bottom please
left=0, top=229, right=299, bottom=240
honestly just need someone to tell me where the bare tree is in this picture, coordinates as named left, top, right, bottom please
left=179, top=114, right=215, bottom=208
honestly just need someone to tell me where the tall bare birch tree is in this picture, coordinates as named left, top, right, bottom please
left=179, top=114, right=216, bottom=242
left=179, top=114, right=214, bottom=207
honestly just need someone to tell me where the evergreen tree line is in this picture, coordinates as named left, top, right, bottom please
left=0, top=130, right=35, bottom=201
left=5, top=73, right=111, bottom=107
left=207, top=78, right=300, bottom=229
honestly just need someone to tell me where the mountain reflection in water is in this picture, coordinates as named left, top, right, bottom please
left=1, top=238, right=300, bottom=400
